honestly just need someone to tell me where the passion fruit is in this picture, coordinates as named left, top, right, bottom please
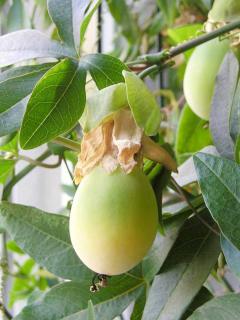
left=70, top=165, right=158, bottom=275
left=183, top=38, right=229, bottom=120
left=208, top=0, right=240, bottom=22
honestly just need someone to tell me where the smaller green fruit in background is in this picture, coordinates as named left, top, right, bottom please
left=70, top=166, right=158, bottom=276
left=183, top=38, right=229, bottom=120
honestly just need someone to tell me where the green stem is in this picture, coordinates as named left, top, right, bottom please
left=127, top=20, right=240, bottom=66
left=53, top=136, right=81, bottom=152
left=138, top=61, right=175, bottom=79
left=2, top=150, right=52, bottom=201
left=17, top=154, right=62, bottom=169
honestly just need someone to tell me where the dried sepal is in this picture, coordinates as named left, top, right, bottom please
left=113, top=109, right=142, bottom=173
left=74, top=109, right=142, bottom=183
left=142, top=135, right=178, bottom=173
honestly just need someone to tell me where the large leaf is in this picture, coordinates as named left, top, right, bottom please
left=15, top=275, right=144, bottom=320
left=187, top=293, right=240, bottom=319
left=0, top=160, right=15, bottom=184
left=131, top=289, right=146, bottom=320
left=80, top=83, right=128, bottom=132
left=142, top=209, right=190, bottom=282
left=221, top=235, right=240, bottom=278
left=229, top=77, right=240, bottom=161
left=210, top=52, right=238, bottom=159
left=0, top=63, right=55, bottom=115
left=176, top=104, right=212, bottom=163
left=142, top=212, right=220, bottom=320
left=182, top=287, right=213, bottom=319
left=0, top=202, right=93, bottom=281
left=80, top=53, right=128, bottom=89
left=193, top=153, right=240, bottom=249
left=20, top=59, right=86, bottom=149
left=0, top=99, right=27, bottom=137
left=0, top=29, right=75, bottom=67
left=123, top=71, right=161, bottom=136
left=47, top=0, right=90, bottom=51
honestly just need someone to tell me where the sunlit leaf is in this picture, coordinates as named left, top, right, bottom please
left=123, top=71, right=161, bottom=136
left=20, top=59, right=86, bottom=149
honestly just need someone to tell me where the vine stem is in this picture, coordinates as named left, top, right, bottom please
left=170, top=177, right=220, bottom=236
left=127, top=19, right=240, bottom=67
left=53, top=136, right=81, bottom=152
left=63, top=156, right=77, bottom=190
left=17, top=154, right=62, bottom=169
left=2, top=150, right=52, bottom=201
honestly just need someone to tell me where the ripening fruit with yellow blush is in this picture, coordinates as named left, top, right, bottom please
left=69, top=165, right=158, bottom=275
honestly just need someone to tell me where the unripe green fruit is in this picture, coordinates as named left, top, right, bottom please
left=70, top=166, right=158, bottom=275
left=183, top=38, right=229, bottom=120
left=209, top=0, right=240, bottom=22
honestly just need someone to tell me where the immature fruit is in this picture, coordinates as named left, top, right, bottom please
left=183, top=38, right=229, bottom=120
left=208, top=0, right=240, bottom=22
left=70, top=165, right=158, bottom=275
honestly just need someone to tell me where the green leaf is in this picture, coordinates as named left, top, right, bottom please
left=142, top=210, right=190, bottom=282
left=229, top=76, right=240, bottom=161
left=0, top=99, right=27, bottom=137
left=168, top=24, right=202, bottom=60
left=0, top=63, right=55, bottom=115
left=123, top=71, right=161, bottom=136
left=221, top=235, right=240, bottom=278
left=182, top=287, right=213, bottom=319
left=47, top=0, right=90, bottom=51
left=130, top=289, right=146, bottom=320
left=80, top=83, right=128, bottom=132
left=0, top=202, right=93, bottom=281
left=176, top=105, right=212, bottom=163
left=193, top=153, right=240, bottom=250
left=187, top=293, right=240, bottom=319
left=9, top=258, right=36, bottom=308
left=0, top=133, right=17, bottom=148
left=15, top=275, right=144, bottom=320
left=87, top=300, right=96, bottom=320
left=20, top=59, right=86, bottom=149
left=210, top=52, right=238, bottom=159
left=7, top=0, right=24, bottom=32
left=0, top=160, right=15, bottom=184
left=80, top=0, right=101, bottom=45
left=6, top=240, right=24, bottom=254
left=0, top=30, right=75, bottom=68
left=168, top=24, right=202, bottom=46
left=107, top=0, right=139, bottom=44
left=142, top=212, right=220, bottom=320
left=80, top=53, right=128, bottom=89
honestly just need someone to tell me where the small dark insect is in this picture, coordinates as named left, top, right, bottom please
left=90, top=274, right=110, bottom=292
